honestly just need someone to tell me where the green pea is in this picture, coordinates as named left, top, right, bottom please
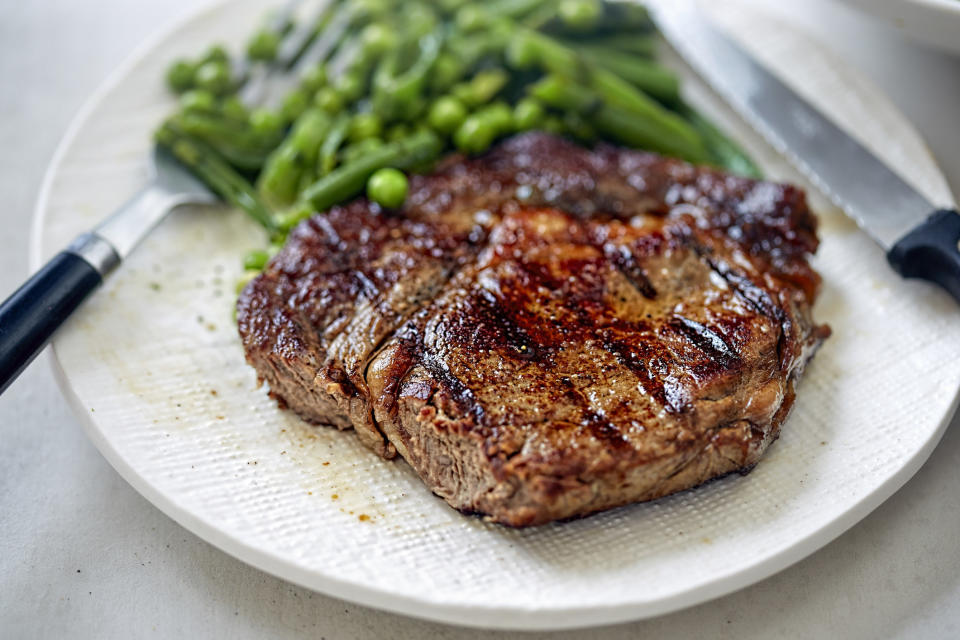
left=314, top=87, right=343, bottom=114
left=221, top=96, right=248, bottom=122
left=428, top=96, right=468, bottom=135
left=558, top=0, right=603, bottom=30
left=453, top=115, right=497, bottom=154
left=179, top=89, right=217, bottom=113
left=406, top=4, right=438, bottom=38
left=282, top=88, right=310, bottom=121
left=349, top=113, right=383, bottom=142
left=360, top=23, right=395, bottom=57
left=250, top=108, right=283, bottom=137
left=455, top=5, right=490, bottom=32
left=247, top=29, right=280, bottom=62
left=335, top=72, right=365, bottom=103
left=195, top=60, right=232, bottom=95
left=203, top=44, right=230, bottom=65
left=301, top=65, right=327, bottom=92
left=351, top=0, right=391, bottom=19
left=242, top=249, right=271, bottom=271
left=513, top=98, right=545, bottom=131
left=165, top=59, right=196, bottom=93
left=366, top=168, right=409, bottom=209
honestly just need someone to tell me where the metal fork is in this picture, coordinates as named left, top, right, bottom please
left=0, top=0, right=321, bottom=394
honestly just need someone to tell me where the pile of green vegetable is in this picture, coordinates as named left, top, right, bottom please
left=155, top=0, right=760, bottom=277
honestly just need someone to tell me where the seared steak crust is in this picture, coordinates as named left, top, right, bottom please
left=237, top=133, right=828, bottom=526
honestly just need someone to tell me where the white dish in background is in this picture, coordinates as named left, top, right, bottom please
left=835, top=0, right=960, bottom=55
left=31, top=0, right=960, bottom=631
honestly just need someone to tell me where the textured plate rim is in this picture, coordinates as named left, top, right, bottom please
left=28, top=0, right=960, bottom=630
left=833, top=0, right=960, bottom=54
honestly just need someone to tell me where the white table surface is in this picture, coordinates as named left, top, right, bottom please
left=2, top=1, right=960, bottom=637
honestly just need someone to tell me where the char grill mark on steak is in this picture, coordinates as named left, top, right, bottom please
left=237, top=132, right=828, bottom=526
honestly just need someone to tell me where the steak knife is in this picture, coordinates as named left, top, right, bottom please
left=652, top=1, right=960, bottom=303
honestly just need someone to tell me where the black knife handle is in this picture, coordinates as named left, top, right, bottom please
left=888, top=209, right=960, bottom=303
left=0, top=234, right=119, bottom=395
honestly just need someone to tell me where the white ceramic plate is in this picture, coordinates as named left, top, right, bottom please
left=32, top=0, right=960, bottom=631
left=835, top=0, right=960, bottom=55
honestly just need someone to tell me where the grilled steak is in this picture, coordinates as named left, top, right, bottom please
left=237, top=132, right=829, bottom=527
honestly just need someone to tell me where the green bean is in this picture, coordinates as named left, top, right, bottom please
left=506, top=28, right=579, bottom=72
left=342, top=138, right=386, bottom=165
left=487, top=0, right=551, bottom=19
left=678, top=103, right=763, bottom=177
left=257, top=145, right=303, bottom=210
left=436, top=0, right=470, bottom=15
left=558, top=0, right=602, bottom=31
left=595, top=1, right=655, bottom=34
left=258, top=108, right=333, bottom=208
left=176, top=113, right=272, bottom=150
left=429, top=35, right=500, bottom=95
left=298, top=129, right=442, bottom=221
left=156, top=123, right=276, bottom=232
left=243, top=249, right=271, bottom=270
left=319, top=113, right=351, bottom=176
left=578, top=49, right=679, bottom=104
left=451, top=68, right=509, bottom=107
left=174, top=113, right=277, bottom=170
left=372, top=32, right=441, bottom=121
left=385, top=123, right=411, bottom=142
left=570, top=36, right=657, bottom=59
left=530, top=75, right=710, bottom=163
left=521, top=4, right=557, bottom=29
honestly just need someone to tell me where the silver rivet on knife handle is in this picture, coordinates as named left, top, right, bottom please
left=66, top=233, right=120, bottom=277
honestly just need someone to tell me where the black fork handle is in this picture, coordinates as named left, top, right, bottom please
left=0, top=234, right=118, bottom=394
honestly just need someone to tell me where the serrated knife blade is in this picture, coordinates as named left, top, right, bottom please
left=651, top=0, right=960, bottom=303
